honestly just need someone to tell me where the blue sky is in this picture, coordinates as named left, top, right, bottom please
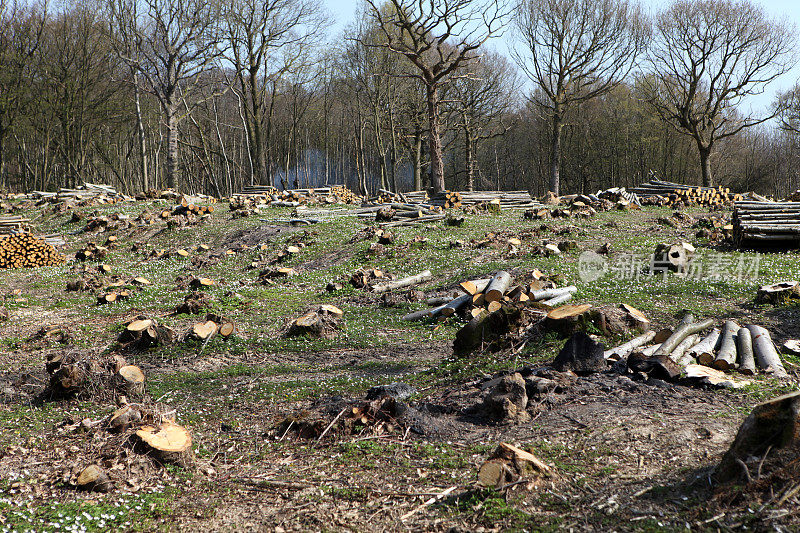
left=323, top=0, right=800, bottom=112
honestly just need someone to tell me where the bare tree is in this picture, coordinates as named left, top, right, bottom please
left=644, top=0, right=796, bottom=187
left=452, top=51, right=518, bottom=191
left=362, top=0, right=508, bottom=193
left=513, top=0, right=648, bottom=195
left=0, top=0, right=45, bottom=189
left=108, top=0, right=222, bottom=189
left=222, top=0, right=326, bottom=187
left=778, top=84, right=800, bottom=137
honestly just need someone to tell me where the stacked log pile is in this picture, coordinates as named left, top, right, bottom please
left=236, top=185, right=359, bottom=206
left=31, top=183, right=124, bottom=204
left=403, top=270, right=574, bottom=324
left=429, top=190, right=541, bottom=210
left=629, top=179, right=741, bottom=207
left=732, top=200, right=800, bottom=246
left=606, top=313, right=789, bottom=380
left=0, top=215, right=31, bottom=235
left=0, top=232, right=66, bottom=268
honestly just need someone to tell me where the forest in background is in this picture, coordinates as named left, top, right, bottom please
left=2, top=0, right=800, bottom=198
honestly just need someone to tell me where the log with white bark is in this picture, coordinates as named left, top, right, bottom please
left=712, top=320, right=740, bottom=371
left=736, top=327, right=756, bottom=375
left=371, top=270, right=432, bottom=293
left=745, top=325, right=788, bottom=377
left=484, top=271, right=513, bottom=303
left=654, top=316, right=714, bottom=356
left=540, top=292, right=573, bottom=307
left=459, top=278, right=492, bottom=295
left=604, top=330, right=656, bottom=360
left=690, top=329, right=721, bottom=366
left=530, top=286, right=577, bottom=302
left=670, top=334, right=699, bottom=365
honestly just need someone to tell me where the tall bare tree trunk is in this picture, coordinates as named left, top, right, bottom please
left=464, top=115, right=474, bottom=191
left=426, top=84, right=445, bottom=193
left=165, top=100, right=178, bottom=190
left=133, top=72, right=148, bottom=192
left=413, top=129, right=423, bottom=191
left=698, top=142, right=713, bottom=187
left=549, top=110, right=563, bottom=195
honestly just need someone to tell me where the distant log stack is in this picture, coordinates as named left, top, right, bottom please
left=733, top=201, right=800, bottom=247
left=629, top=179, right=741, bottom=207
left=0, top=232, right=67, bottom=268
left=0, top=216, right=32, bottom=235
left=429, top=190, right=542, bottom=210
left=236, top=184, right=359, bottom=205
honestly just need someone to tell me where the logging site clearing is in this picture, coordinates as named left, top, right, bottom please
left=1, top=185, right=800, bottom=532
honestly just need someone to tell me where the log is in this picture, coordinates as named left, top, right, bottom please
left=484, top=271, right=513, bottom=303
left=218, top=322, right=236, bottom=337
left=540, top=292, right=573, bottom=307
left=76, top=465, right=113, bottom=493
left=135, top=422, right=193, bottom=466
left=745, top=325, right=788, bottom=377
left=736, top=327, right=756, bottom=375
left=371, top=270, right=432, bottom=293
left=689, top=329, right=721, bottom=366
left=654, top=317, right=713, bottom=356
left=670, top=333, right=699, bottom=365
left=530, top=286, right=577, bottom=302
left=712, top=320, right=739, bottom=371
left=114, top=365, right=145, bottom=399
left=459, top=278, right=492, bottom=295
left=604, top=330, right=656, bottom=360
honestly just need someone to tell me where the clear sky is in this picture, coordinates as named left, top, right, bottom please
left=323, top=0, right=800, bottom=112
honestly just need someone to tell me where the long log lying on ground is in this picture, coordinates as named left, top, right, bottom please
left=485, top=271, right=513, bottom=303
left=604, top=330, right=656, bottom=360
left=745, top=325, right=789, bottom=377
left=736, top=327, right=756, bottom=375
left=371, top=270, right=432, bottom=293
left=654, top=316, right=714, bottom=356
left=712, top=320, right=740, bottom=370
left=670, top=334, right=699, bottom=366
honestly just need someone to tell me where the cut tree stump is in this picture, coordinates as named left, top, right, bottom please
left=544, top=304, right=593, bottom=336
left=134, top=422, right=193, bottom=466
left=286, top=311, right=339, bottom=339
left=478, top=443, right=552, bottom=488
left=114, top=365, right=145, bottom=399
left=756, top=281, right=800, bottom=305
left=482, top=373, right=529, bottom=424
left=716, top=391, right=800, bottom=484
left=190, top=321, right=218, bottom=341
left=218, top=322, right=235, bottom=338
left=76, top=465, right=113, bottom=493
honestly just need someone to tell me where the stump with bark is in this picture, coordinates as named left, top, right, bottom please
left=134, top=422, right=193, bottom=467
left=478, top=443, right=552, bottom=489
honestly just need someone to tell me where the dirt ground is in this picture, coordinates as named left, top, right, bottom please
left=1, top=198, right=799, bottom=532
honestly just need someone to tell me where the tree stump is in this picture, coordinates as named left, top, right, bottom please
left=76, top=465, right=113, bottom=493
left=544, top=304, right=593, bottom=336
left=756, top=281, right=800, bottom=305
left=108, top=405, right=142, bottom=433
left=478, top=443, right=552, bottom=488
left=134, top=422, right=193, bottom=466
left=114, top=365, right=145, bottom=399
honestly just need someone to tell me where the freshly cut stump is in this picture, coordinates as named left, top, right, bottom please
left=108, top=405, right=142, bottom=433
left=114, top=365, right=145, bottom=399
left=756, top=281, right=800, bottom=305
left=135, top=422, right=193, bottom=466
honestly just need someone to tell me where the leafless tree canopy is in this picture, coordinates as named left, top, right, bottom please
left=512, top=0, right=648, bottom=194
left=644, top=0, right=797, bottom=187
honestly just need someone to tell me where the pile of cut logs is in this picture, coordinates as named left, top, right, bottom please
left=605, top=313, right=789, bottom=379
left=402, top=270, right=575, bottom=322
left=31, top=183, right=124, bottom=203
left=0, top=232, right=66, bottom=268
left=732, top=200, right=800, bottom=247
left=0, top=215, right=30, bottom=235
left=629, top=179, right=741, bottom=207
left=429, top=190, right=541, bottom=210
left=236, top=185, right=359, bottom=205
